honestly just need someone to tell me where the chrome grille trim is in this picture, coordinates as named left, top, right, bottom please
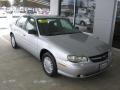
left=89, top=52, right=108, bottom=62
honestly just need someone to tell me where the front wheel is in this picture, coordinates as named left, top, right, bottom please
left=42, top=52, right=58, bottom=77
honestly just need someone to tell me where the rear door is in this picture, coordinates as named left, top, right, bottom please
left=13, top=16, right=28, bottom=47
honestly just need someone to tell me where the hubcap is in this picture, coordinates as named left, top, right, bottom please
left=11, top=36, right=15, bottom=47
left=43, top=57, right=53, bottom=74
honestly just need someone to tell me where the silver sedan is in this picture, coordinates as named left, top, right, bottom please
left=10, top=15, right=112, bottom=78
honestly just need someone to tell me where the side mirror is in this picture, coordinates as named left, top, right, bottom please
left=28, top=30, right=37, bottom=35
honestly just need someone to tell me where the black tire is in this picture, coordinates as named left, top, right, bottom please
left=80, top=21, right=86, bottom=26
left=42, top=52, right=58, bottom=77
left=10, top=34, right=18, bottom=49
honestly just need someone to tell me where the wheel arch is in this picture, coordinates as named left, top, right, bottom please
left=80, top=20, right=85, bottom=23
left=80, top=21, right=86, bottom=26
left=10, top=32, right=13, bottom=36
left=40, top=49, right=55, bottom=61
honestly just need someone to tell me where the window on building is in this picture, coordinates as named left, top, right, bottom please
left=60, top=0, right=96, bottom=33
left=60, top=0, right=75, bottom=23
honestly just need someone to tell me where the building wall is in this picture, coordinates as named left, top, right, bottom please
left=50, top=0, right=59, bottom=15
left=93, top=0, right=117, bottom=45
left=0, top=1, right=10, bottom=7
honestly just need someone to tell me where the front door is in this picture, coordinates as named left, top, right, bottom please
left=24, top=17, right=38, bottom=57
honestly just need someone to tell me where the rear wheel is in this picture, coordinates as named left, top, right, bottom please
left=10, top=34, right=18, bottom=49
left=42, top=52, right=58, bottom=77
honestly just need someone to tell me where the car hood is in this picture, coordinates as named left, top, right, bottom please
left=45, top=33, right=110, bottom=57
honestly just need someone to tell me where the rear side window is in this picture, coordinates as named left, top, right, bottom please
left=25, top=18, right=36, bottom=31
left=16, top=16, right=27, bottom=29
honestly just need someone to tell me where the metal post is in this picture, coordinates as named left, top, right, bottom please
left=58, top=0, right=62, bottom=16
left=73, top=0, right=77, bottom=25
left=109, top=0, right=118, bottom=48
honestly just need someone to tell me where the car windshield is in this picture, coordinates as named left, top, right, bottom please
left=37, top=18, right=81, bottom=36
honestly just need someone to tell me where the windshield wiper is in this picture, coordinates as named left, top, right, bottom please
left=44, top=33, right=63, bottom=36
left=62, top=31, right=82, bottom=35
left=44, top=31, right=82, bottom=36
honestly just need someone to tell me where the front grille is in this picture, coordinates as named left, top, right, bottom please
left=89, top=52, right=108, bottom=63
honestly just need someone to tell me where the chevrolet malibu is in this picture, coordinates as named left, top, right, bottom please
left=10, top=15, right=112, bottom=78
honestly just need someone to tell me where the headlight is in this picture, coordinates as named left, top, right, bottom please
left=67, top=55, right=88, bottom=63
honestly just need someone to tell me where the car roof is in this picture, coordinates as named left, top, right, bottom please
left=23, top=15, right=66, bottom=19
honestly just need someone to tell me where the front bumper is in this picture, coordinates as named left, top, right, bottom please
left=57, top=58, right=111, bottom=78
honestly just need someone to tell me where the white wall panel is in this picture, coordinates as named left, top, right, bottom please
left=93, top=0, right=117, bottom=45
